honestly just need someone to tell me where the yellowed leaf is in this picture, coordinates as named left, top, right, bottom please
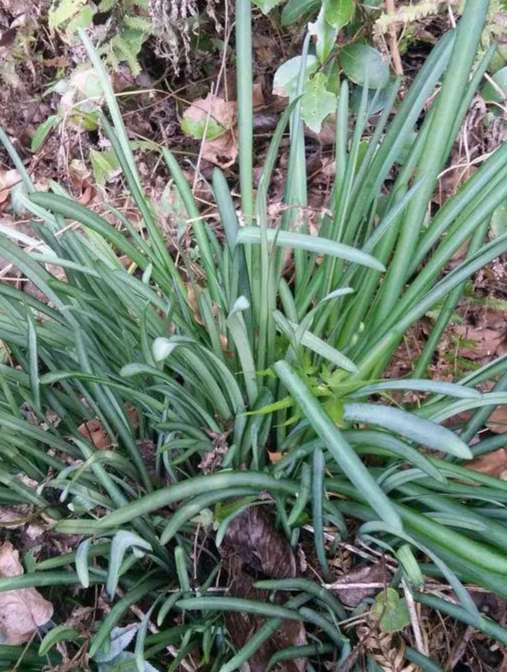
left=0, top=542, right=53, bottom=644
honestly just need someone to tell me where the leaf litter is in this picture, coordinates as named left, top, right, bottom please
left=0, top=541, right=53, bottom=645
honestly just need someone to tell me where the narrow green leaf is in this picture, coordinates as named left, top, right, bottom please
left=274, top=360, right=402, bottom=530
left=237, top=227, right=385, bottom=270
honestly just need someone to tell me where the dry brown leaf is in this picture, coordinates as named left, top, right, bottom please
left=223, top=505, right=296, bottom=578
left=0, top=542, right=53, bottom=644
left=454, top=325, right=507, bottom=360
left=331, top=563, right=388, bottom=607
left=0, top=169, right=20, bottom=205
left=78, top=418, right=112, bottom=450
left=252, top=80, right=265, bottom=109
left=183, top=94, right=238, bottom=168
left=185, top=94, right=236, bottom=129
left=0, top=507, right=30, bottom=529
left=467, top=447, right=507, bottom=478
left=221, top=506, right=305, bottom=671
left=201, top=130, right=238, bottom=168
left=487, top=406, right=507, bottom=434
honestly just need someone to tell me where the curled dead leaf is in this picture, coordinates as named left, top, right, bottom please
left=0, top=542, right=53, bottom=644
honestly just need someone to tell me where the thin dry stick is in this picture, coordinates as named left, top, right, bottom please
left=385, top=0, right=403, bottom=76
left=402, top=579, right=428, bottom=656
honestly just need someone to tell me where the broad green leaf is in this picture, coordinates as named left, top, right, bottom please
left=309, top=7, right=338, bottom=64
left=481, top=65, right=507, bottom=103
left=281, top=0, right=320, bottom=25
left=372, top=588, right=410, bottom=632
left=252, top=0, right=284, bottom=13
left=323, top=0, right=354, bottom=30
left=340, top=43, right=389, bottom=89
left=31, top=115, right=60, bottom=152
left=273, top=55, right=319, bottom=99
left=301, top=73, right=337, bottom=133
left=99, top=0, right=118, bottom=9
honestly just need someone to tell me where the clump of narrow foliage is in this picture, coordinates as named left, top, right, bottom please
left=2, top=0, right=507, bottom=670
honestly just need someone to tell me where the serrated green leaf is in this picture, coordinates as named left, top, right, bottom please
left=99, top=0, right=118, bottom=9
left=66, top=5, right=96, bottom=33
left=340, top=43, right=389, bottom=89
left=31, top=115, right=60, bottom=153
left=301, top=73, right=337, bottom=133
left=372, top=588, right=410, bottom=633
left=252, top=0, right=284, bottom=14
left=49, top=0, right=86, bottom=30
left=323, top=0, right=354, bottom=30
left=123, top=14, right=153, bottom=32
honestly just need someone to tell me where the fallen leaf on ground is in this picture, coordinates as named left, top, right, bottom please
left=221, top=506, right=305, bottom=671
left=223, top=505, right=296, bottom=578
left=467, top=447, right=507, bottom=478
left=0, top=507, right=30, bottom=529
left=0, top=542, right=53, bottom=644
left=0, top=169, right=21, bottom=205
left=487, top=406, right=507, bottom=434
left=252, top=80, right=265, bottom=109
left=181, top=94, right=237, bottom=168
left=78, top=419, right=112, bottom=450
left=331, top=563, right=388, bottom=607
left=454, top=325, right=507, bottom=360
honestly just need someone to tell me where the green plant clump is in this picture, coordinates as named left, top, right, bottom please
left=2, top=0, right=507, bottom=670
